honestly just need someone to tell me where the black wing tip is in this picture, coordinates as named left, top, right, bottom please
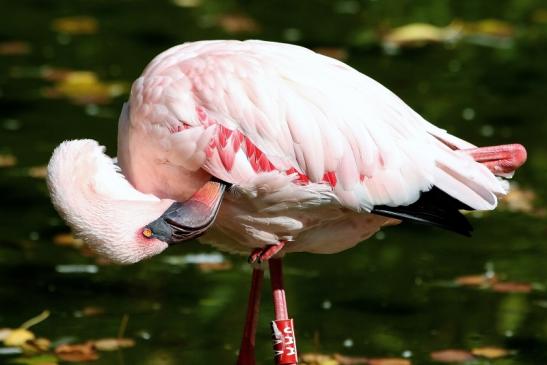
left=371, top=187, right=475, bottom=237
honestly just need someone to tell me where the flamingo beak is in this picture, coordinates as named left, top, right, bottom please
left=143, top=180, right=227, bottom=244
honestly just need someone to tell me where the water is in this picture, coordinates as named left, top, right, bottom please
left=1, top=0, right=546, bottom=364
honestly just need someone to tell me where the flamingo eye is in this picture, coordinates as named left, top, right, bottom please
left=142, top=228, right=153, bottom=238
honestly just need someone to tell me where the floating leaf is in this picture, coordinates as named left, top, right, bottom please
left=455, top=274, right=497, bottom=287
left=21, top=338, right=51, bottom=355
left=3, top=328, right=35, bottom=347
left=217, top=14, right=260, bottom=34
left=53, top=233, right=84, bottom=248
left=27, top=166, right=47, bottom=178
left=55, top=342, right=99, bottom=362
left=457, top=19, right=514, bottom=38
left=471, top=347, right=510, bottom=359
left=197, top=261, right=233, bottom=272
left=500, top=185, right=543, bottom=217
left=314, top=47, right=348, bottom=61
left=51, top=16, right=98, bottom=34
left=0, top=153, right=17, bottom=167
left=382, top=23, right=456, bottom=48
left=81, top=306, right=105, bottom=317
left=93, top=338, right=135, bottom=351
left=430, top=349, right=474, bottom=363
left=43, top=71, right=128, bottom=105
left=491, top=282, right=533, bottom=293
left=0, top=41, right=31, bottom=55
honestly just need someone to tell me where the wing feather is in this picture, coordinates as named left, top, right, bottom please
left=143, top=40, right=506, bottom=211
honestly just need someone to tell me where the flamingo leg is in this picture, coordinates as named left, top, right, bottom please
left=237, top=267, right=264, bottom=365
left=248, top=241, right=287, bottom=264
left=269, top=258, right=298, bottom=365
left=462, top=144, right=527, bottom=175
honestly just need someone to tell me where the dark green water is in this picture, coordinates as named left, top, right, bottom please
left=1, top=1, right=546, bottom=364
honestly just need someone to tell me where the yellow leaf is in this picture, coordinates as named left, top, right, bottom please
left=93, top=338, right=135, bottom=351
left=21, top=337, right=51, bottom=355
left=383, top=23, right=447, bottom=47
left=471, top=347, right=510, bottom=359
left=4, top=328, right=35, bottom=347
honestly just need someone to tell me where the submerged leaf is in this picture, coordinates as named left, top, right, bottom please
left=27, top=166, right=47, bottom=179
left=217, top=14, right=260, bottom=34
left=382, top=23, right=457, bottom=48
left=93, top=338, right=135, bottom=351
left=51, top=16, right=98, bottom=34
left=0, top=41, right=31, bottom=55
left=430, top=349, right=474, bottom=363
left=314, top=47, right=348, bottom=61
left=491, top=282, right=533, bottom=294
left=53, top=233, right=84, bottom=248
left=21, top=338, right=51, bottom=355
left=0, top=153, right=17, bottom=167
left=55, top=342, right=99, bottom=362
left=471, top=347, right=510, bottom=359
left=43, top=71, right=128, bottom=105
left=455, top=274, right=497, bottom=287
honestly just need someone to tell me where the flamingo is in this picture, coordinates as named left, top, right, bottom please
left=46, top=40, right=526, bottom=365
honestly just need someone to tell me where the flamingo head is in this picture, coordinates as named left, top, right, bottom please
left=47, top=139, right=175, bottom=264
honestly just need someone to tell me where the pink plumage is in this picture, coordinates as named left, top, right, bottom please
left=48, top=39, right=525, bottom=262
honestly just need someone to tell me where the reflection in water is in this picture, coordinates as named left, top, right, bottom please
left=0, top=0, right=546, bottom=364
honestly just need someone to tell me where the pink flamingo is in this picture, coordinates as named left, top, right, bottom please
left=47, top=40, right=526, bottom=365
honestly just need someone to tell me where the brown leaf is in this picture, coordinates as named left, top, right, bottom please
left=197, top=261, right=233, bottom=272
left=500, top=185, right=542, bottom=216
left=81, top=306, right=105, bottom=317
left=430, top=349, right=474, bottom=363
left=53, top=233, right=84, bottom=248
left=491, top=282, right=532, bottom=293
left=27, top=166, right=47, bottom=178
left=471, top=347, right=510, bottom=359
left=0, top=153, right=17, bottom=167
left=217, top=14, right=260, bottom=34
left=0, top=41, right=31, bottom=55
left=93, top=338, right=135, bottom=351
left=55, top=342, right=99, bottom=362
left=455, top=274, right=497, bottom=287
left=314, top=48, right=348, bottom=61
left=51, top=16, right=98, bottom=34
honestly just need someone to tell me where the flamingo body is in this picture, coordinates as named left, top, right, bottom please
left=116, top=40, right=506, bottom=256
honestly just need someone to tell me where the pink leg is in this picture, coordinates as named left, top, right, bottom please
left=248, top=241, right=287, bottom=264
left=269, top=258, right=298, bottom=365
left=237, top=268, right=264, bottom=365
left=462, top=144, right=527, bottom=175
